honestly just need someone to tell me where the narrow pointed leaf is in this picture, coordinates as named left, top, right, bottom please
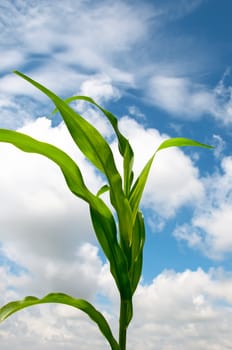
left=90, top=207, right=132, bottom=300
left=157, top=137, right=213, bottom=151
left=52, top=95, right=135, bottom=196
left=52, top=95, right=133, bottom=157
left=13, top=72, right=116, bottom=177
left=130, top=211, right=145, bottom=294
left=0, top=129, right=92, bottom=202
left=14, top=71, right=133, bottom=251
left=14, top=72, right=121, bottom=186
left=0, top=293, right=120, bottom=350
left=97, top=184, right=110, bottom=197
left=0, top=129, right=131, bottom=299
left=130, top=137, right=213, bottom=222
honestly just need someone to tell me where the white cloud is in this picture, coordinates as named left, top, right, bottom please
left=0, top=0, right=152, bottom=97
left=0, top=50, right=25, bottom=71
left=212, top=134, right=226, bottom=159
left=0, top=117, right=110, bottom=299
left=174, top=156, right=232, bottom=259
left=148, top=71, right=232, bottom=123
left=0, top=114, right=231, bottom=347
left=149, top=75, right=213, bottom=117
left=79, top=75, right=121, bottom=104
left=128, top=105, right=145, bottom=120
left=1, top=0, right=229, bottom=129
left=1, top=267, right=232, bottom=349
left=115, top=117, right=204, bottom=222
left=129, top=268, right=232, bottom=350
left=0, top=114, right=205, bottom=277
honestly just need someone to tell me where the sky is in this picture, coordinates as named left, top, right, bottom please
left=0, top=0, right=232, bottom=349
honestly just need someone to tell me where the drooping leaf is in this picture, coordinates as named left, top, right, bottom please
left=0, top=293, right=120, bottom=350
left=0, top=129, right=132, bottom=300
left=0, top=129, right=92, bottom=202
left=97, top=184, right=110, bottom=197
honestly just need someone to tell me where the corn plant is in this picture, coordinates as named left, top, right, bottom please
left=0, top=71, right=212, bottom=350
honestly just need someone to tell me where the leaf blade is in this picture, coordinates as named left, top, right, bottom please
left=130, top=137, right=213, bottom=221
left=14, top=71, right=133, bottom=254
left=0, top=293, right=120, bottom=350
left=0, top=129, right=132, bottom=300
left=157, top=137, right=213, bottom=151
left=0, top=129, right=91, bottom=201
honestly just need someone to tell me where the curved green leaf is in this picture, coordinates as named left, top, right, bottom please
left=54, top=95, right=135, bottom=196
left=14, top=72, right=117, bottom=179
left=157, top=137, right=213, bottom=151
left=97, top=184, right=110, bottom=197
left=0, top=129, right=132, bottom=300
left=129, top=211, right=145, bottom=294
left=52, top=95, right=131, bottom=156
left=0, top=129, right=92, bottom=202
left=129, top=137, right=213, bottom=222
left=90, top=207, right=132, bottom=300
left=0, top=293, right=120, bottom=350
left=14, top=71, right=133, bottom=255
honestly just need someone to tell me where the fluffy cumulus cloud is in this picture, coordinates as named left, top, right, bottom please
left=148, top=69, right=232, bottom=123
left=1, top=267, right=232, bottom=349
left=129, top=268, right=232, bottom=350
left=114, top=117, right=204, bottom=223
left=174, top=156, right=232, bottom=259
left=0, top=117, right=109, bottom=298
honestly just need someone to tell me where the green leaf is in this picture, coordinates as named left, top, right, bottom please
left=52, top=95, right=135, bottom=196
left=0, top=129, right=132, bottom=300
left=0, top=293, right=120, bottom=350
left=51, top=95, right=132, bottom=157
left=14, top=71, right=133, bottom=253
left=90, top=207, right=132, bottom=300
left=0, top=129, right=92, bottom=202
left=129, top=137, right=213, bottom=222
left=157, top=137, right=213, bottom=151
left=13, top=72, right=115, bottom=178
left=129, top=211, right=145, bottom=294
left=97, top=184, right=110, bottom=197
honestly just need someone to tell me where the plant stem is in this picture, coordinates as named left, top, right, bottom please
left=119, top=299, right=128, bottom=350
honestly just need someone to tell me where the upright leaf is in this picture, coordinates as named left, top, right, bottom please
left=14, top=71, right=133, bottom=249
left=129, top=138, right=213, bottom=223
left=90, top=207, right=132, bottom=300
left=129, top=211, right=145, bottom=294
left=52, top=95, right=135, bottom=196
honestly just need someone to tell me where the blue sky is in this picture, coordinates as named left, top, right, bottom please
left=0, top=1, right=232, bottom=349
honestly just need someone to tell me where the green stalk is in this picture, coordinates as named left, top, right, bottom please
left=119, top=299, right=129, bottom=350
